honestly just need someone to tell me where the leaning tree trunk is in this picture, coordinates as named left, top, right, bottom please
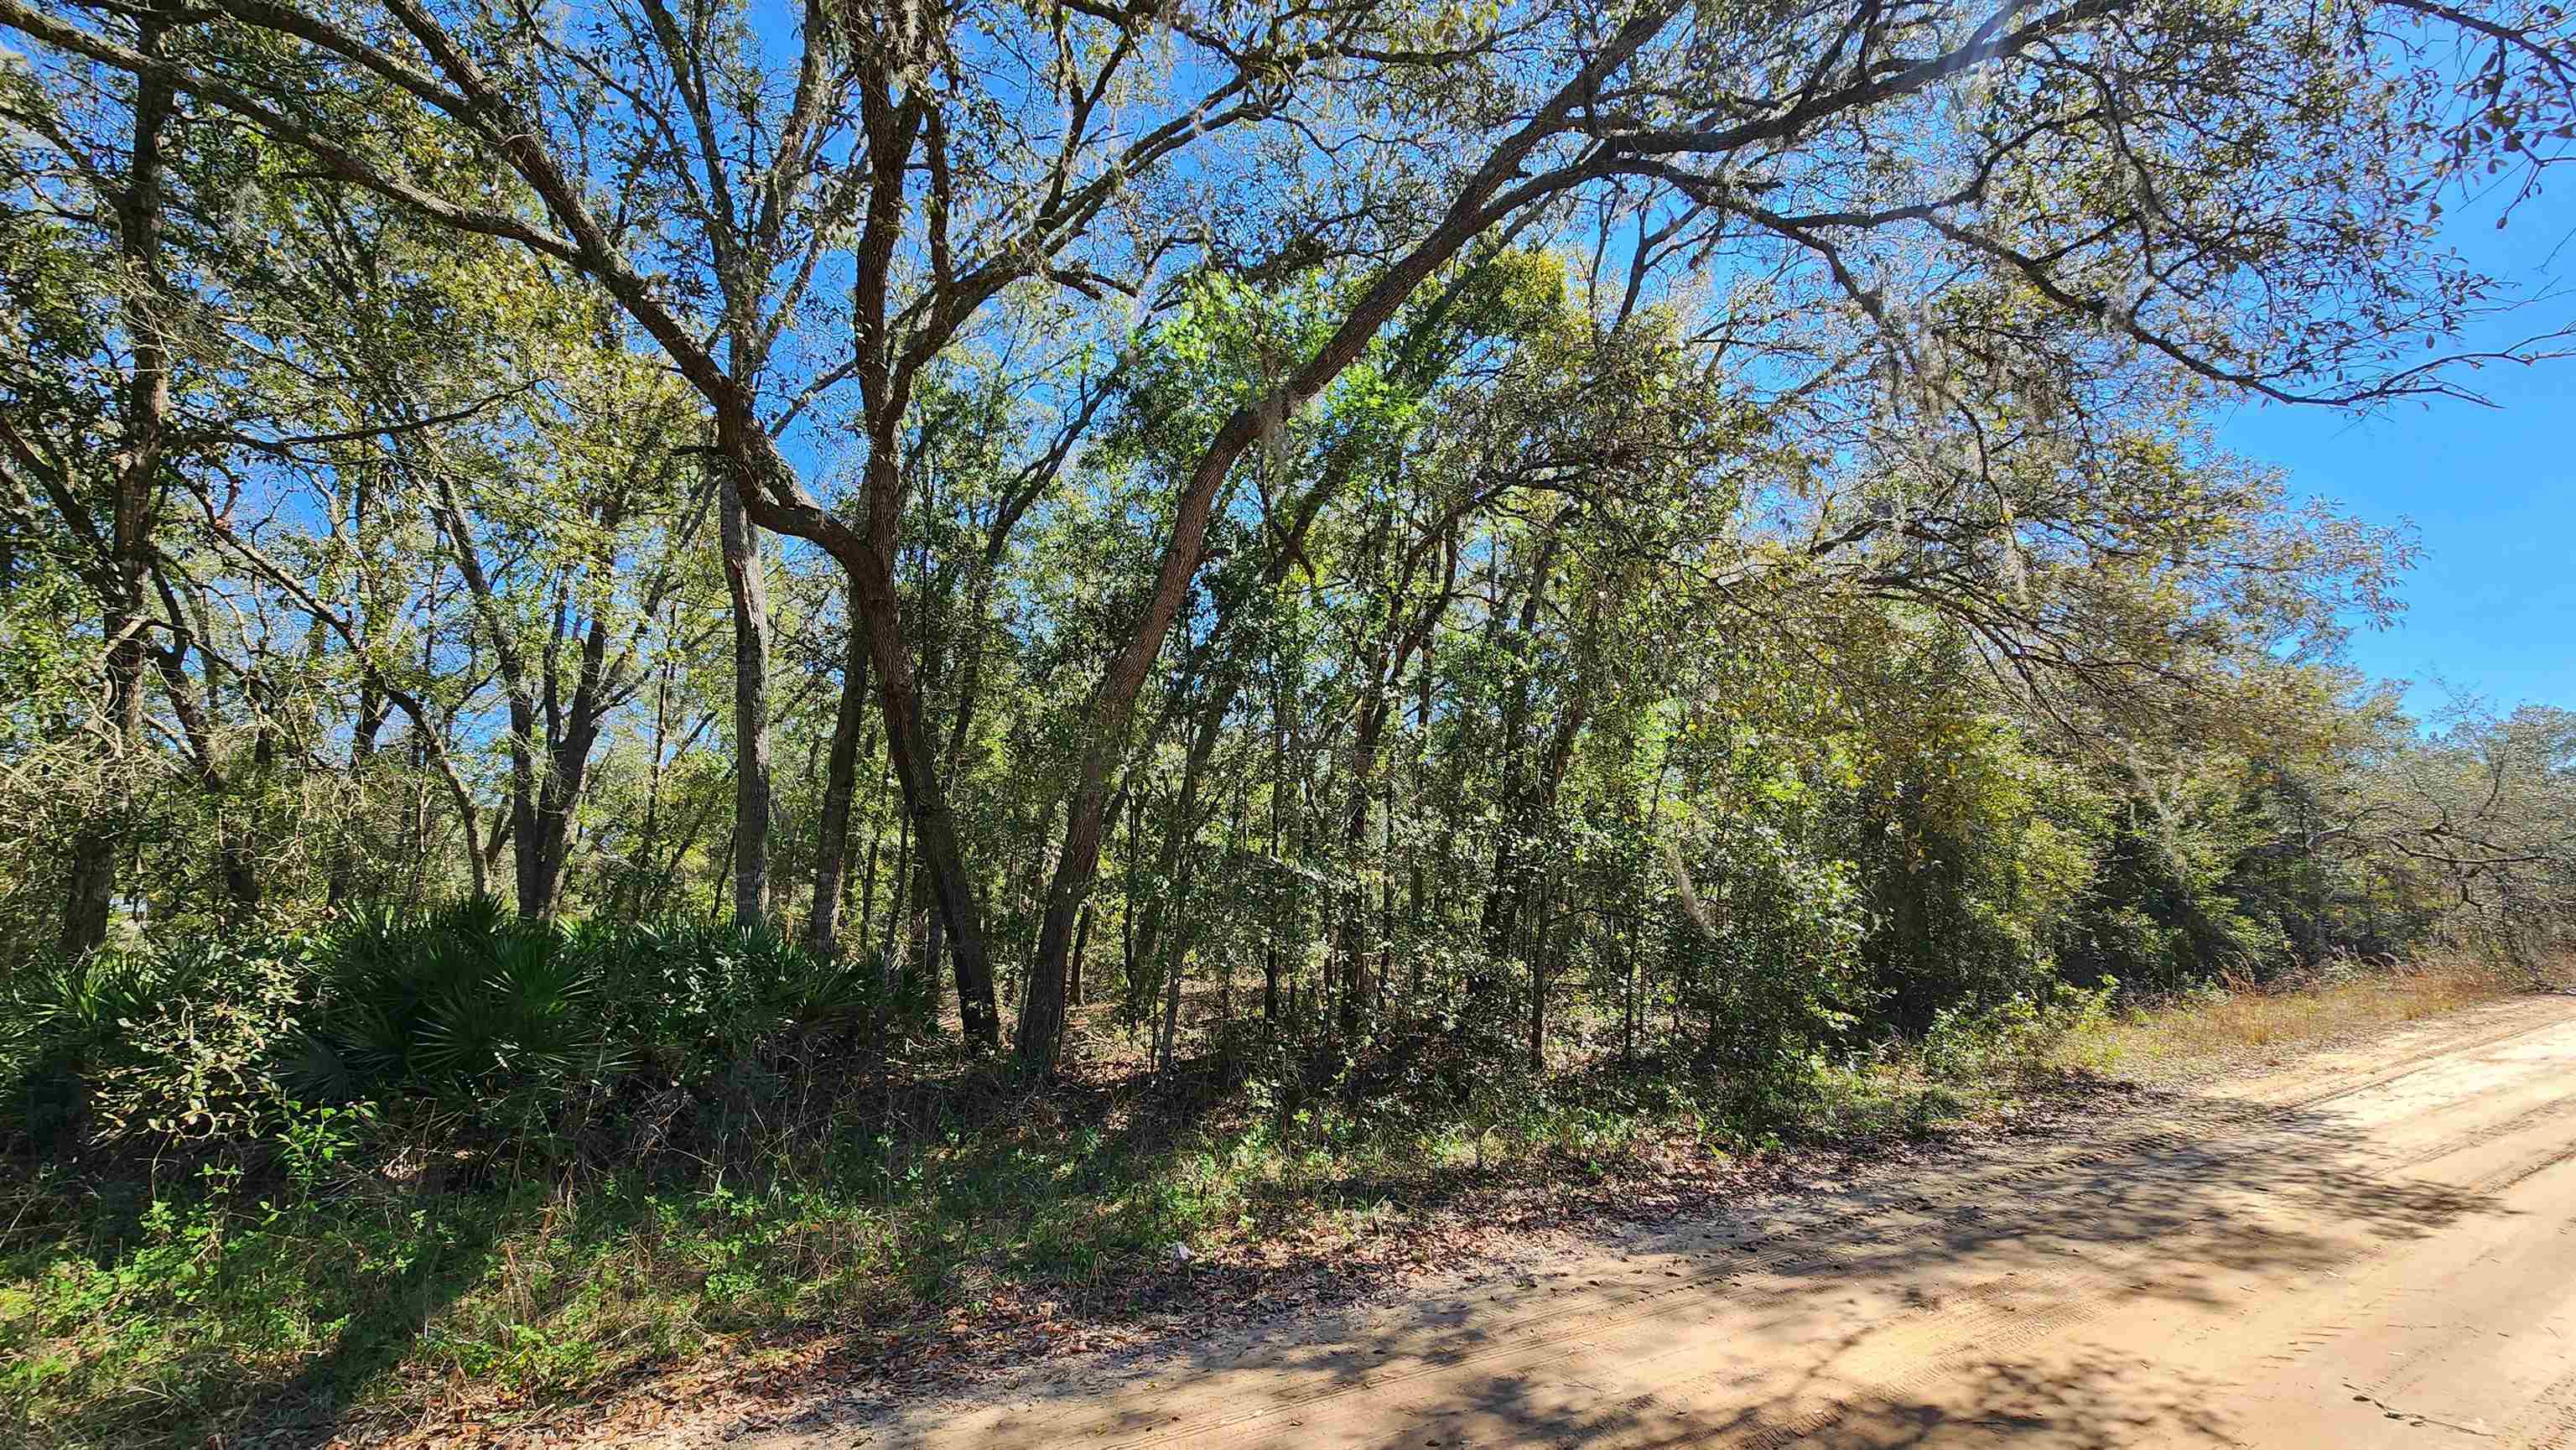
left=865, top=614, right=998, bottom=1046
left=1006, top=86, right=1623, bottom=1068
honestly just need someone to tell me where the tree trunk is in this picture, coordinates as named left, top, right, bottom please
left=848, top=532, right=998, bottom=1046
left=881, top=812, right=910, bottom=969
left=1121, top=787, right=1142, bottom=1014
left=1474, top=524, right=1571, bottom=993
left=530, top=609, right=624, bottom=917
left=858, top=810, right=883, bottom=960
left=1379, top=782, right=1395, bottom=1018
left=61, top=8, right=174, bottom=957
left=1129, top=685, right=1229, bottom=1025
left=1528, top=917, right=1546, bottom=1072
left=922, top=892, right=947, bottom=1012
left=807, top=595, right=873, bottom=958
left=328, top=686, right=387, bottom=906
left=1155, top=910, right=1191, bottom=1077
left=222, top=669, right=274, bottom=916
left=719, top=468, right=772, bottom=929
left=1069, top=901, right=1092, bottom=1008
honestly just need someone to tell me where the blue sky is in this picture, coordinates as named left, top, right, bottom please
left=2219, top=179, right=2576, bottom=721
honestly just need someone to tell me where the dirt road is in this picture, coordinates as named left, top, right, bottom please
left=772, top=995, right=2576, bottom=1449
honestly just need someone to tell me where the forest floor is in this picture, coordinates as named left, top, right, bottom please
left=262, top=959, right=2576, bottom=1450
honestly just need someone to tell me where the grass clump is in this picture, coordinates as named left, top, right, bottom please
left=2054, top=953, right=2533, bottom=1078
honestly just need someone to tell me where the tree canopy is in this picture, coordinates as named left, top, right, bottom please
left=3, top=0, right=2573, bottom=1081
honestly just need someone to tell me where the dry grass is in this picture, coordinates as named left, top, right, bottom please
left=2059, top=953, right=2550, bottom=1080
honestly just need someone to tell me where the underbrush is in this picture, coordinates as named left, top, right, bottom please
left=2, top=1062, right=1981, bottom=1450
left=0, top=919, right=2521, bottom=1450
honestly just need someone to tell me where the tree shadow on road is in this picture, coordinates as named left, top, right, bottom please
left=858, top=1076, right=2523, bottom=1449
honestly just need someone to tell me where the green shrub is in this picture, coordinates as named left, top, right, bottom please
left=1919, top=979, right=2117, bottom=1084
left=2, top=933, right=319, bottom=1151
left=2, top=902, right=934, bottom=1159
left=1675, top=829, right=1867, bottom=1102
left=285, top=900, right=618, bottom=1104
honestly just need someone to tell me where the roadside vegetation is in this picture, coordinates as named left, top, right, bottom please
left=2060, top=953, right=2542, bottom=1079
left=0, top=921, right=2563, bottom=1448
left=5, top=0, right=2576, bottom=1445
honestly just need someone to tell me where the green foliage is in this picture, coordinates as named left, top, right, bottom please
left=288, top=899, right=616, bottom=1100
left=1919, top=980, right=2118, bottom=1084
left=1823, top=637, right=2103, bottom=1031
left=0, top=933, right=319, bottom=1150
left=1673, top=825, right=1867, bottom=1096
left=2, top=904, right=936, bottom=1160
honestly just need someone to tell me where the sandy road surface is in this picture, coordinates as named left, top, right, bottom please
left=764, top=995, right=2576, bottom=1449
